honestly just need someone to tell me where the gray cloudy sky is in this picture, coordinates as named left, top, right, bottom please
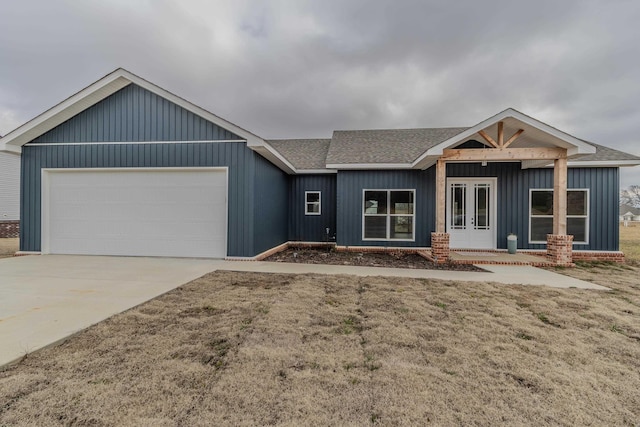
left=1, top=0, right=639, bottom=186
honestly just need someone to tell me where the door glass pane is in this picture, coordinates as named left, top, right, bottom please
left=390, top=191, right=413, bottom=214
left=451, top=184, right=466, bottom=229
left=391, top=216, right=413, bottom=239
left=364, top=191, right=387, bottom=214
left=364, top=216, right=387, bottom=239
left=475, top=184, right=489, bottom=229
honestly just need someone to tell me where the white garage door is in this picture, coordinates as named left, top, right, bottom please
left=42, top=168, right=227, bottom=258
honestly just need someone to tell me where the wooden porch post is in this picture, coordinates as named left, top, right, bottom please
left=435, top=159, right=446, bottom=232
left=553, top=157, right=567, bottom=235
left=431, top=158, right=450, bottom=263
left=548, top=154, right=573, bottom=266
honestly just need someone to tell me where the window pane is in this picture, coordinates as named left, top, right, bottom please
left=531, top=217, right=553, bottom=242
left=364, top=191, right=387, bottom=214
left=567, top=191, right=586, bottom=216
left=531, top=191, right=553, bottom=216
left=391, top=216, right=413, bottom=239
left=568, top=217, right=587, bottom=242
left=364, top=216, right=387, bottom=239
left=306, top=203, right=319, bottom=214
left=306, top=192, right=320, bottom=203
left=390, top=191, right=414, bottom=214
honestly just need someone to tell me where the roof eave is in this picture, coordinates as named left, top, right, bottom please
left=325, top=163, right=413, bottom=170
left=295, top=168, right=338, bottom=174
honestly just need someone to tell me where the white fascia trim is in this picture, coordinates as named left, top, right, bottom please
left=24, top=139, right=246, bottom=146
left=326, top=163, right=412, bottom=170
left=0, top=71, right=131, bottom=153
left=250, top=144, right=297, bottom=174
left=116, top=69, right=266, bottom=147
left=567, top=160, right=640, bottom=167
left=0, top=68, right=290, bottom=171
left=411, top=108, right=597, bottom=167
left=296, top=169, right=338, bottom=174
left=524, top=160, right=640, bottom=169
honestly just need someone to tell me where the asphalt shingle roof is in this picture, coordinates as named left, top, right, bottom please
left=576, top=141, right=640, bottom=162
left=326, top=127, right=468, bottom=164
left=265, top=128, right=640, bottom=171
left=267, top=139, right=331, bottom=170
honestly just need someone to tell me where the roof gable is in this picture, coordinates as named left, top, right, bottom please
left=32, top=83, right=242, bottom=143
left=0, top=68, right=296, bottom=173
left=412, top=108, right=597, bottom=169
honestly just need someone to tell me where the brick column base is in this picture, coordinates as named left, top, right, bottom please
left=547, top=234, right=573, bottom=266
left=431, top=232, right=450, bottom=264
left=0, top=221, right=19, bottom=238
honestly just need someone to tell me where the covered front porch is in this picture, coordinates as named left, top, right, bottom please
left=420, top=111, right=595, bottom=266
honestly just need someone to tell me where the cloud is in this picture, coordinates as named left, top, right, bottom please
left=0, top=0, right=638, bottom=185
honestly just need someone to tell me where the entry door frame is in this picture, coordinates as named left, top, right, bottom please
left=446, top=177, right=498, bottom=249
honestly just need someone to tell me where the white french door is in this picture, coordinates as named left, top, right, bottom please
left=446, top=178, right=497, bottom=249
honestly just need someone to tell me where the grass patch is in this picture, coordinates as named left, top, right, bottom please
left=1, top=270, right=640, bottom=425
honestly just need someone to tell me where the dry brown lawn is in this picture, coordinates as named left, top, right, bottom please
left=620, top=223, right=640, bottom=262
left=1, top=265, right=639, bottom=426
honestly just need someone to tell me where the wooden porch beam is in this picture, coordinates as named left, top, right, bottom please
left=477, top=130, right=499, bottom=149
left=435, top=159, right=446, bottom=232
left=503, top=129, right=524, bottom=148
left=553, top=157, right=568, bottom=235
left=442, top=147, right=567, bottom=162
left=497, top=121, right=504, bottom=147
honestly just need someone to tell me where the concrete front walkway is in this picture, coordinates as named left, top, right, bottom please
left=0, top=254, right=606, bottom=368
left=215, top=261, right=608, bottom=290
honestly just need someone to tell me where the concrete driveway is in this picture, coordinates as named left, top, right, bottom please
left=0, top=255, right=218, bottom=367
left=0, top=252, right=606, bottom=368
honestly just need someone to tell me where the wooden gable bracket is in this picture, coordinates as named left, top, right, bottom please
left=477, top=121, right=525, bottom=149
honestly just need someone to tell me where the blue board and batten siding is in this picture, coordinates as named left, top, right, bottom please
left=446, top=163, right=619, bottom=251
left=288, top=175, right=337, bottom=242
left=336, top=164, right=618, bottom=251
left=21, top=83, right=288, bottom=257
left=337, top=169, right=435, bottom=248
left=253, top=155, right=289, bottom=254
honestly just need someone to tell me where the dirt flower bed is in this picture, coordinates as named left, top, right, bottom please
left=266, top=246, right=485, bottom=271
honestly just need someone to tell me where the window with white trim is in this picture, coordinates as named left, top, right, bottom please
left=305, top=191, right=321, bottom=215
left=363, top=190, right=415, bottom=240
left=529, top=189, right=589, bottom=244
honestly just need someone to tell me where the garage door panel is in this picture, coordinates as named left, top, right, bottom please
left=43, top=169, right=227, bottom=258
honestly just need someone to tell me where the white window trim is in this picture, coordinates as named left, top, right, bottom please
left=528, top=188, right=589, bottom=245
left=305, top=191, right=321, bottom=215
left=362, top=189, right=416, bottom=242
